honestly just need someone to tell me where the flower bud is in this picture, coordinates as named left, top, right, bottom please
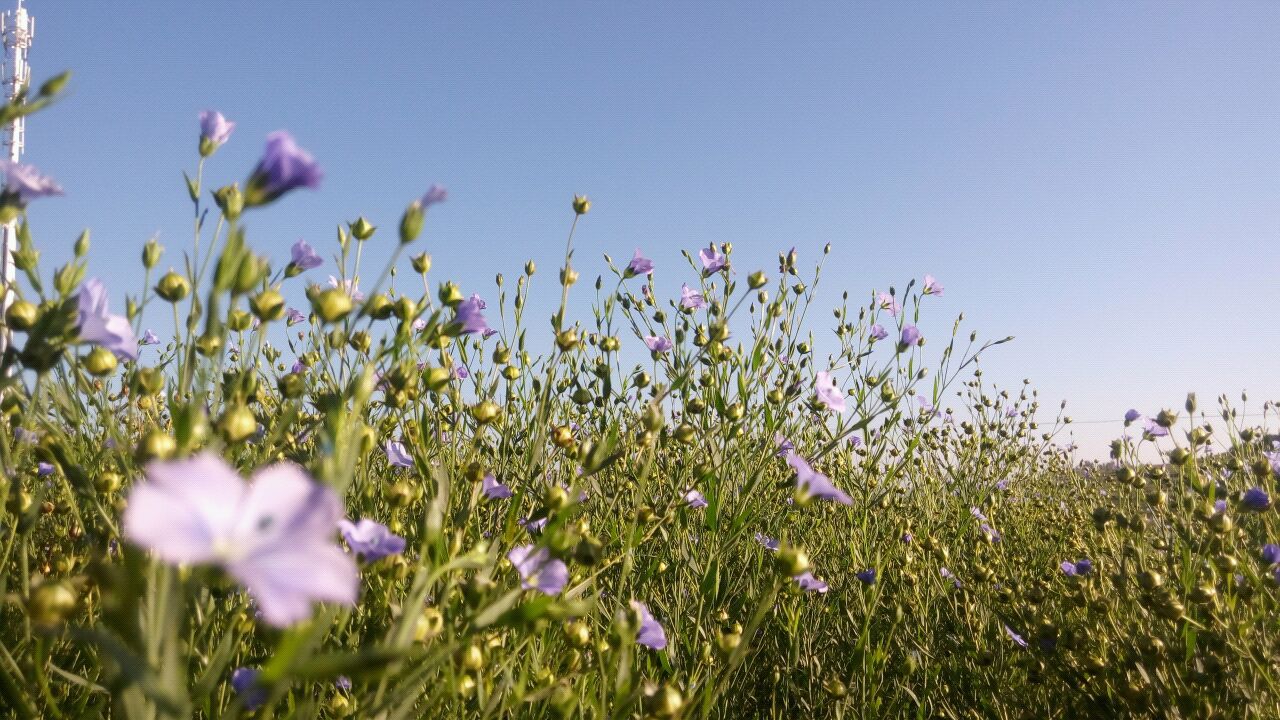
left=438, top=281, right=463, bottom=307
left=74, top=230, right=90, bottom=258
left=4, top=300, right=36, bottom=331
left=155, top=271, right=191, bottom=302
left=748, top=270, right=768, bottom=289
left=250, top=288, right=286, bottom=322
left=775, top=546, right=810, bottom=577
left=642, top=683, right=683, bottom=718
left=142, top=237, right=164, bottom=270
left=411, top=253, right=432, bottom=274
left=350, top=216, right=377, bottom=241
left=27, top=580, right=77, bottom=630
left=136, top=430, right=176, bottom=461
left=400, top=201, right=425, bottom=244
left=220, top=405, right=258, bottom=444
left=471, top=400, right=501, bottom=425
left=226, top=308, right=253, bottom=332
left=572, top=194, right=591, bottom=215
left=83, top=347, right=118, bottom=376
left=212, top=183, right=244, bottom=221
left=313, top=289, right=354, bottom=323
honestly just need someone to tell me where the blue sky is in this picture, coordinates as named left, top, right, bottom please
left=18, top=1, right=1280, bottom=457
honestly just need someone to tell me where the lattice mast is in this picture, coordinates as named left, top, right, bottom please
left=0, top=0, right=30, bottom=351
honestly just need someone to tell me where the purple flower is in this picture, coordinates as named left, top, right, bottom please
left=1144, top=420, right=1168, bottom=438
left=698, top=245, right=727, bottom=275
left=814, top=371, right=847, bottom=413
left=626, top=249, right=654, bottom=277
left=199, top=110, right=235, bottom=146
left=922, top=274, right=944, bottom=296
left=0, top=160, right=63, bottom=203
left=36, top=461, right=53, bottom=476
left=413, top=318, right=427, bottom=332
left=122, top=453, right=358, bottom=627
left=679, top=283, right=706, bottom=310
left=1124, top=409, right=1141, bottom=424
left=290, top=239, right=323, bottom=271
left=684, top=489, right=708, bottom=509
left=338, top=518, right=406, bottom=561
left=980, top=523, right=1001, bottom=543
left=970, top=506, right=988, bottom=523
left=786, top=452, right=852, bottom=505
left=336, top=676, right=352, bottom=692
left=420, top=184, right=448, bottom=208
left=792, top=571, right=829, bottom=593
left=631, top=601, right=668, bottom=649
left=231, top=668, right=267, bottom=711
left=285, top=307, right=307, bottom=326
left=869, top=324, right=889, bottom=341
left=754, top=532, right=780, bottom=551
left=14, top=427, right=36, bottom=444
left=1266, top=450, right=1280, bottom=478
left=384, top=441, right=413, bottom=469
left=917, top=396, right=935, bottom=415
left=644, top=335, right=673, bottom=354
left=1261, top=544, right=1280, bottom=565
left=1060, top=559, right=1092, bottom=576
left=995, top=479, right=1011, bottom=491
left=1242, top=487, right=1271, bottom=512
left=1004, top=625, right=1028, bottom=649
left=482, top=473, right=513, bottom=499
left=508, top=544, right=568, bottom=595
left=774, top=433, right=795, bottom=458
left=520, top=516, right=549, bottom=534
left=140, top=329, right=160, bottom=346
left=856, top=568, right=877, bottom=585
left=77, top=278, right=138, bottom=361
left=244, top=131, right=323, bottom=206
left=1213, top=498, right=1227, bottom=513
left=876, top=292, right=901, bottom=318
left=453, top=296, right=490, bottom=336
left=900, top=532, right=913, bottom=544
left=900, top=325, right=921, bottom=347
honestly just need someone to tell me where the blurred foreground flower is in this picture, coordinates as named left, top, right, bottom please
left=0, top=159, right=63, bottom=208
left=815, top=371, right=846, bottom=413
left=244, top=131, right=322, bottom=207
left=385, top=440, right=413, bottom=468
left=786, top=452, right=852, bottom=505
left=122, top=453, right=358, bottom=626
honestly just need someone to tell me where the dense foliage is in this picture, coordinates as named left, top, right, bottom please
left=1, top=74, right=1278, bottom=719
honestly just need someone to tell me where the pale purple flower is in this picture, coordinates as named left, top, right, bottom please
left=245, top=131, right=323, bottom=206
left=680, top=283, right=706, bottom=310
left=869, top=324, right=889, bottom=341
left=995, top=479, right=1011, bottom=491
left=453, top=365, right=469, bottom=379
left=918, top=396, right=935, bottom=415
left=291, top=360, right=307, bottom=374
left=285, top=307, right=306, bottom=326
left=122, top=453, right=358, bottom=626
left=684, top=489, right=708, bottom=509
left=141, top=329, right=160, bottom=346
left=1144, top=420, right=1168, bottom=438
left=856, top=568, right=877, bottom=585
left=814, top=371, right=847, bottom=413
left=0, top=160, right=64, bottom=203
left=199, top=110, right=236, bottom=146
left=290, top=239, right=322, bottom=270
left=413, top=318, right=427, bottom=332
left=631, top=601, right=668, bottom=649
left=792, top=571, right=829, bottom=593
left=338, top=518, right=406, bottom=561
left=37, top=462, right=53, bottom=476
left=900, top=325, right=921, bottom=347
left=14, top=427, right=37, bottom=444
left=970, top=507, right=988, bottom=523
left=453, top=296, right=490, bottom=336
left=644, top=335, right=673, bottom=354
left=336, top=676, right=352, bottom=692
left=1124, top=409, right=1141, bottom=424
left=774, top=434, right=795, bottom=458
left=698, top=245, right=727, bottom=275
left=231, top=668, right=266, bottom=711
left=508, top=544, right=568, bottom=595
left=421, top=184, right=448, bottom=208
left=1060, top=559, right=1092, bottom=576
left=520, top=516, right=548, bottom=534
left=626, top=249, right=654, bottom=277
left=1213, top=499, right=1227, bottom=514
left=326, top=276, right=364, bottom=302
left=482, top=473, right=513, bottom=499
left=754, top=532, right=780, bottom=551
left=1266, top=450, right=1280, bottom=478
left=786, top=452, right=852, bottom=505
left=77, top=278, right=138, bottom=361
left=1004, top=625, right=1028, bottom=648
left=1242, top=487, right=1271, bottom=512
left=876, top=292, right=901, bottom=318
left=980, top=523, right=1001, bottom=543
left=384, top=440, right=413, bottom=468
left=922, top=274, right=944, bottom=296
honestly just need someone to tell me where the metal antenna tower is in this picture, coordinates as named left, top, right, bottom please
left=0, top=0, right=30, bottom=352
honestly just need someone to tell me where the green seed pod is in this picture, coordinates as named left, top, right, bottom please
left=4, top=299, right=37, bottom=331
left=83, top=347, right=118, bottom=376
left=155, top=271, right=191, bottom=302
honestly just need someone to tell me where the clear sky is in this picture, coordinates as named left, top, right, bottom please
left=16, top=1, right=1280, bottom=458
